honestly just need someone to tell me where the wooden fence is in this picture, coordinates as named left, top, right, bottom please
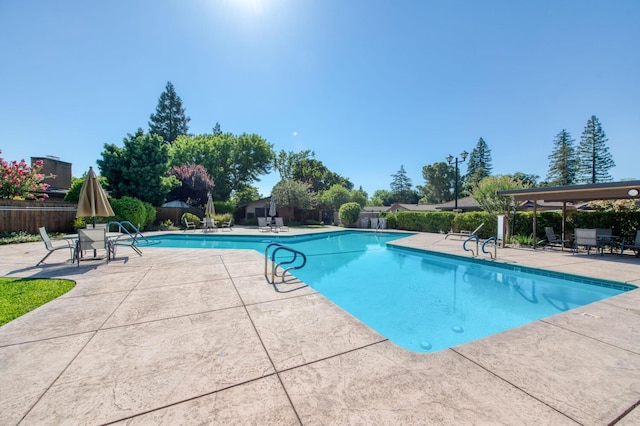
left=0, top=200, right=78, bottom=234
left=0, top=201, right=207, bottom=234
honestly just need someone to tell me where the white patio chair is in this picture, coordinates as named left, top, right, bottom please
left=37, top=227, right=74, bottom=266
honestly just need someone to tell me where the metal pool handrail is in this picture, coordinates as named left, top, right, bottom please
left=482, top=237, right=497, bottom=260
left=463, top=235, right=480, bottom=257
left=264, top=242, right=307, bottom=283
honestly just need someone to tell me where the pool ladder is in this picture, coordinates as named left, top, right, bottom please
left=463, top=236, right=497, bottom=259
left=264, top=243, right=307, bottom=283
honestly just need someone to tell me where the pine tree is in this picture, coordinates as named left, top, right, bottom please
left=390, top=165, right=418, bottom=203
left=465, top=137, right=492, bottom=188
left=212, top=122, right=222, bottom=136
left=546, top=129, right=576, bottom=186
left=576, top=115, right=615, bottom=183
left=149, top=81, right=190, bottom=144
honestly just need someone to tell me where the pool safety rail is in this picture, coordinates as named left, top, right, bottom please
left=463, top=235, right=498, bottom=259
left=462, top=235, right=479, bottom=257
left=106, top=221, right=148, bottom=255
left=264, top=243, right=307, bottom=283
left=482, top=237, right=498, bottom=260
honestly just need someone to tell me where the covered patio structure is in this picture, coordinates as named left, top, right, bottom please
left=498, top=180, right=640, bottom=249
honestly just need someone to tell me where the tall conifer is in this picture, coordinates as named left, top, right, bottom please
left=149, top=81, right=190, bottom=144
left=576, top=115, right=615, bottom=183
left=465, top=137, right=492, bottom=188
left=546, top=129, right=576, bottom=186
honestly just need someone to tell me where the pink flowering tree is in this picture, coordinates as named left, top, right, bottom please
left=0, top=150, right=51, bottom=201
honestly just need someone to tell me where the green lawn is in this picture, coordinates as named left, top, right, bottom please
left=0, top=277, right=75, bottom=326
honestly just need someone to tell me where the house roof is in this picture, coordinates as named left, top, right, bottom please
left=497, top=180, right=640, bottom=202
left=435, top=196, right=481, bottom=211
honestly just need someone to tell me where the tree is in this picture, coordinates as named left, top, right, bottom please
left=390, top=165, right=418, bottom=204
left=275, top=150, right=353, bottom=192
left=231, top=186, right=260, bottom=205
left=318, top=184, right=351, bottom=211
left=417, top=161, right=455, bottom=204
left=271, top=179, right=316, bottom=222
left=0, top=151, right=50, bottom=201
left=471, top=175, right=531, bottom=242
left=148, top=81, right=190, bottom=144
left=576, top=115, right=615, bottom=183
left=212, top=122, right=222, bottom=136
left=338, top=202, right=361, bottom=227
left=171, top=132, right=274, bottom=201
left=465, top=137, right=492, bottom=188
left=166, top=163, right=214, bottom=206
left=98, top=128, right=180, bottom=205
left=509, top=172, right=539, bottom=187
left=350, top=187, right=368, bottom=208
left=546, top=129, right=576, bottom=186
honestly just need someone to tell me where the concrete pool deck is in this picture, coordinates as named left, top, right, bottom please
left=1, top=226, right=640, bottom=425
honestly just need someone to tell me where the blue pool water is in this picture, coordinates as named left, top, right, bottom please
left=145, top=231, right=634, bottom=352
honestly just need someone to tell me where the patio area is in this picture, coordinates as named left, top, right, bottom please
left=1, top=227, right=640, bottom=425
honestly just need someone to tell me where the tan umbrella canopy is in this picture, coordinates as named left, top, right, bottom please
left=76, top=167, right=114, bottom=225
left=205, top=193, right=215, bottom=218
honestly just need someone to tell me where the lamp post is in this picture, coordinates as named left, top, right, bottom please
left=446, top=150, right=468, bottom=211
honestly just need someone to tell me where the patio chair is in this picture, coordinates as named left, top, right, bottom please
left=257, top=217, right=271, bottom=232
left=620, top=230, right=640, bottom=257
left=201, top=217, right=216, bottom=232
left=37, top=227, right=74, bottom=266
left=74, top=228, right=112, bottom=267
left=572, top=228, right=603, bottom=255
left=543, top=227, right=570, bottom=251
left=183, top=217, right=196, bottom=231
left=221, top=218, right=233, bottom=231
left=274, top=217, right=289, bottom=232
left=445, top=222, right=484, bottom=239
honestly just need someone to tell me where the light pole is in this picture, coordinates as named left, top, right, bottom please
left=446, top=150, right=468, bottom=211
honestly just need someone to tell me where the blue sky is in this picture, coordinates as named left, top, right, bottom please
left=2, top=0, right=639, bottom=198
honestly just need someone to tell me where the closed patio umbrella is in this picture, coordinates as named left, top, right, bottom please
left=76, top=167, right=114, bottom=227
left=205, top=193, right=215, bottom=218
left=269, top=197, right=277, bottom=218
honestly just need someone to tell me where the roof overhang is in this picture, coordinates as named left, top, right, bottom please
left=497, top=181, right=640, bottom=202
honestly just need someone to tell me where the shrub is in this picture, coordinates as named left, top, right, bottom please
left=181, top=212, right=201, bottom=228
left=110, top=196, right=149, bottom=229
left=339, top=202, right=361, bottom=227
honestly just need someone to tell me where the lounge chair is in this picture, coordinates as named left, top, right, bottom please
left=257, top=217, right=271, bottom=232
left=221, top=218, right=233, bottom=231
left=74, top=228, right=112, bottom=267
left=274, top=217, right=289, bottom=232
left=543, top=227, right=570, bottom=251
left=620, top=230, right=640, bottom=257
left=572, top=228, right=604, bottom=255
left=201, top=217, right=216, bottom=232
left=183, top=217, right=196, bottom=231
left=37, top=227, right=74, bottom=266
left=445, top=222, right=484, bottom=239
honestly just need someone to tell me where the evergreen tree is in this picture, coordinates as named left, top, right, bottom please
left=212, top=122, right=222, bottom=136
left=148, top=81, right=190, bottom=144
left=465, top=137, right=492, bottom=188
left=390, top=165, right=418, bottom=204
left=576, top=115, right=615, bottom=183
left=546, top=129, right=576, bottom=186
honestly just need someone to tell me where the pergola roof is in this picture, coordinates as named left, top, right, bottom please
left=497, top=180, right=640, bottom=202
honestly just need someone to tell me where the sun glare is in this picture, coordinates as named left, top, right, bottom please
left=229, top=0, right=267, bottom=15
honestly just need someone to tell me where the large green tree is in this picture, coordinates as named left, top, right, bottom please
left=546, top=129, right=576, bottom=186
left=576, top=115, right=615, bottom=183
left=148, top=81, right=190, bottom=144
left=271, top=179, right=316, bottom=222
left=97, top=129, right=180, bottom=205
left=417, top=161, right=455, bottom=204
left=390, top=165, right=418, bottom=204
left=274, top=150, right=352, bottom=192
left=171, top=132, right=274, bottom=201
left=318, top=184, right=351, bottom=211
left=465, top=137, right=492, bottom=189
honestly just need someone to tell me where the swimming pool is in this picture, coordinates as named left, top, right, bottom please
left=145, top=231, right=635, bottom=352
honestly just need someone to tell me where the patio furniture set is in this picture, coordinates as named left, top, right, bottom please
left=544, top=226, right=640, bottom=257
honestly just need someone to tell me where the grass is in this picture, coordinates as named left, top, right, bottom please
left=0, top=277, right=75, bottom=326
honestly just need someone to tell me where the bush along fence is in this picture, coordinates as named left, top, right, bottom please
left=384, top=210, right=640, bottom=242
